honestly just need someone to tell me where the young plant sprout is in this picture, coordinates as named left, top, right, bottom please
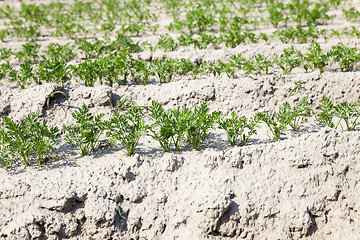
left=2, top=112, right=60, bottom=166
left=107, top=106, right=148, bottom=156
left=218, top=112, right=260, bottom=146
left=63, top=105, right=107, bottom=155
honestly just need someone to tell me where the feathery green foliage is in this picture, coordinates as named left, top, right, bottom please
left=63, top=105, right=107, bottom=155
left=2, top=112, right=60, bottom=166
left=218, top=112, right=260, bottom=146
left=107, top=106, right=148, bottom=156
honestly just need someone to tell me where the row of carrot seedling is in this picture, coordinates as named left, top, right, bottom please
left=0, top=0, right=347, bottom=41
left=2, top=24, right=360, bottom=64
left=1, top=42, right=360, bottom=89
left=0, top=95, right=359, bottom=170
left=156, top=25, right=360, bottom=50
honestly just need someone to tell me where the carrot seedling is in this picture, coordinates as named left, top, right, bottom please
left=63, top=105, right=107, bottom=155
